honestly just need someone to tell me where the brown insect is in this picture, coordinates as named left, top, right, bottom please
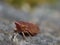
left=11, top=21, right=40, bottom=40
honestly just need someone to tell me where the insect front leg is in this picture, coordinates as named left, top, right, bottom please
left=11, top=33, right=18, bottom=41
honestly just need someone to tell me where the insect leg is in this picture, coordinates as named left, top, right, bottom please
left=22, top=32, right=26, bottom=40
left=11, top=33, right=18, bottom=41
left=25, top=31, right=33, bottom=42
left=26, top=31, right=32, bottom=39
left=11, top=29, right=17, bottom=41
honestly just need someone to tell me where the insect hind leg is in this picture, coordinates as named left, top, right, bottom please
left=22, top=32, right=27, bottom=40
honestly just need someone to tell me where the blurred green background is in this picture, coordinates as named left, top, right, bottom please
left=4, top=0, right=58, bottom=8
